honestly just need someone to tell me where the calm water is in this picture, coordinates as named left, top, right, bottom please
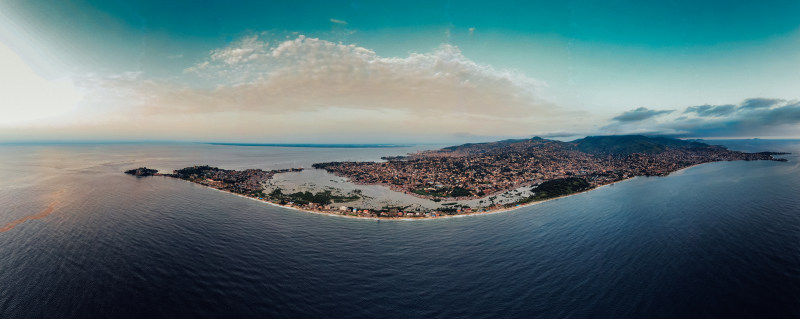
left=1, top=141, right=799, bottom=318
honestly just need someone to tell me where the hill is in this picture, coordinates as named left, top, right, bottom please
left=315, top=134, right=782, bottom=200
left=572, top=135, right=710, bottom=155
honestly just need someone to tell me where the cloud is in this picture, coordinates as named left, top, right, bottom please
left=330, top=18, right=348, bottom=25
left=611, top=107, right=673, bottom=122
left=603, top=98, right=800, bottom=138
left=175, top=35, right=549, bottom=118
left=754, top=101, right=800, bottom=125
left=740, top=97, right=783, bottom=109
left=40, top=35, right=576, bottom=142
left=669, top=102, right=800, bottom=137
left=683, top=104, right=736, bottom=117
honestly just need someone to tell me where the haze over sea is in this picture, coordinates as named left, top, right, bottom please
left=1, top=140, right=799, bottom=318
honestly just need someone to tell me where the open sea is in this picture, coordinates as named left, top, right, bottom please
left=1, top=140, right=798, bottom=318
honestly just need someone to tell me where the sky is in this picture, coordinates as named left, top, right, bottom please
left=0, top=0, right=799, bottom=143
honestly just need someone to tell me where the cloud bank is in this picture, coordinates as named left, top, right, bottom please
left=30, top=35, right=580, bottom=142
left=606, top=98, right=800, bottom=138
left=174, top=35, right=549, bottom=118
left=740, top=98, right=783, bottom=110
left=683, top=104, right=736, bottom=117
left=612, top=107, right=673, bottom=122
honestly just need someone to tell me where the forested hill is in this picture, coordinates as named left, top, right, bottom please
left=438, top=138, right=535, bottom=153
left=431, top=135, right=712, bottom=156
left=571, top=135, right=711, bottom=155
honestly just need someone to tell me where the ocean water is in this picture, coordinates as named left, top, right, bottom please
left=0, top=140, right=798, bottom=318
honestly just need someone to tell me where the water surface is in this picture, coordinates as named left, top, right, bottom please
left=1, top=140, right=798, bottom=318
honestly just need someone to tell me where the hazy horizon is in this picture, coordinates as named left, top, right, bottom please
left=3, top=136, right=800, bottom=147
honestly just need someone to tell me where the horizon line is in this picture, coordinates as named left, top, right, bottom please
left=1, top=136, right=799, bottom=145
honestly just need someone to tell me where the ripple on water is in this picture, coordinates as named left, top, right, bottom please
left=1, top=143, right=799, bottom=318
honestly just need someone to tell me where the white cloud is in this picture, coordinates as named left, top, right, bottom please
left=18, top=35, right=580, bottom=142
left=175, top=35, right=550, bottom=118
left=330, top=18, right=348, bottom=25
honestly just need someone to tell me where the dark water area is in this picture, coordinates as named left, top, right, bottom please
left=0, top=141, right=799, bottom=318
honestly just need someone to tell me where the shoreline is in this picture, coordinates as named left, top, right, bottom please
left=153, top=160, right=741, bottom=221
left=163, top=172, right=645, bottom=221
left=132, top=135, right=789, bottom=220
left=314, top=160, right=732, bottom=203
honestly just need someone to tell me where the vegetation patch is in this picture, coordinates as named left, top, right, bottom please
left=412, top=186, right=472, bottom=198
left=268, top=188, right=360, bottom=205
left=512, top=177, right=593, bottom=206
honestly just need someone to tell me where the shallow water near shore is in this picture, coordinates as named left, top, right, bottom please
left=1, top=140, right=799, bottom=318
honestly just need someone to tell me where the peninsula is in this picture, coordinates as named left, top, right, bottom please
left=126, top=135, right=789, bottom=219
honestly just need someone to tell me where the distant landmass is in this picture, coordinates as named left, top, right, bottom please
left=128, top=135, right=789, bottom=218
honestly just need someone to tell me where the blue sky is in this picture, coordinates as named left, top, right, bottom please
left=1, top=0, right=799, bottom=142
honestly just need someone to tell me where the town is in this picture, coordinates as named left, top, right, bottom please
left=126, top=135, right=789, bottom=219
left=313, top=135, right=786, bottom=201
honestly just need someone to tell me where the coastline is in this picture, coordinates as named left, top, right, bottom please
left=132, top=136, right=790, bottom=220
left=314, top=160, right=733, bottom=203
left=162, top=172, right=642, bottom=221
left=151, top=159, right=756, bottom=221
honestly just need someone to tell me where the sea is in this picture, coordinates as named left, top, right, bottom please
left=0, top=140, right=798, bottom=318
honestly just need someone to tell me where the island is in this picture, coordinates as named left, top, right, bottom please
left=124, top=167, right=159, bottom=177
left=125, top=135, right=789, bottom=219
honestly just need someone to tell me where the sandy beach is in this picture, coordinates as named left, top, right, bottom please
left=167, top=171, right=648, bottom=221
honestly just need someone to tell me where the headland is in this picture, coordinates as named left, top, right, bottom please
left=125, top=135, right=789, bottom=219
